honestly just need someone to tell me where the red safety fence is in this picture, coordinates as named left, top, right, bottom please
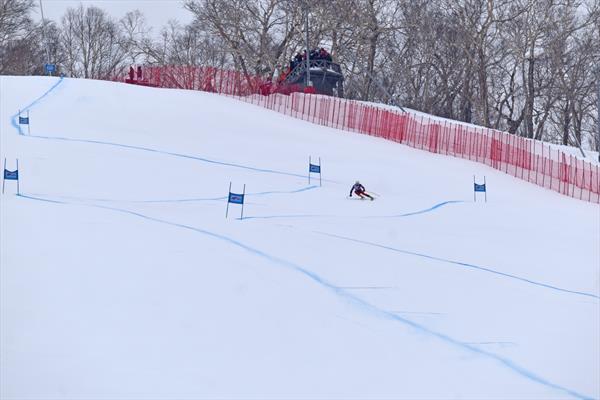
left=138, top=65, right=303, bottom=95
left=120, top=66, right=600, bottom=203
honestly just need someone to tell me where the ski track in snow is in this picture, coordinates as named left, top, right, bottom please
left=13, top=192, right=596, bottom=400
left=8, top=78, right=598, bottom=400
left=26, top=185, right=319, bottom=204
left=27, top=133, right=341, bottom=182
left=10, top=77, right=65, bottom=135
left=241, top=199, right=599, bottom=300
left=241, top=200, right=465, bottom=220
left=313, top=231, right=599, bottom=300
left=380, top=200, right=465, bottom=217
left=11, top=77, right=340, bottom=184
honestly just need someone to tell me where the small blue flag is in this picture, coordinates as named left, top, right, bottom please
left=18, top=116, right=29, bottom=125
left=45, top=63, right=56, bottom=73
left=309, top=164, right=321, bottom=173
left=4, top=169, right=18, bottom=180
left=228, top=193, right=244, bottom=204
left=474, top=183, right=486, bottom=192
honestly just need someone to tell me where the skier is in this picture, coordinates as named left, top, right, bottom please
left=349, top=181, right=374, bottom=200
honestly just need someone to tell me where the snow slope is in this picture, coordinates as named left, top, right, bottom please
left=1, top=76, right=599, bottom=399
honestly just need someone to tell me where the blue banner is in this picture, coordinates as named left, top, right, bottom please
left=45, top=63, right=56, bottom=73
left=228, top=193, right=244, bottom=204
left=18, top=116, right=29, bottom=125
left=309, top=164, right=321, bottom=173
left=4, top=169, right=18, bottom=180
left=474, top=183, right=486, bottom=192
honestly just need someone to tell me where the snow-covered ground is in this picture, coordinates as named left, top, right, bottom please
left=1, top=76, right=598, bottom=400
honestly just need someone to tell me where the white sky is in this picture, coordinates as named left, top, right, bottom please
left=35, top=0, right=193, bottom=31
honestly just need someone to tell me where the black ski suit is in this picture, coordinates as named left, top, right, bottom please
left=349, top=183, right=374, bottom=200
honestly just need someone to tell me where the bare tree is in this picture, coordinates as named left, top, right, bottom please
left=59, top=5, right=127, bottom=79
left=184, top=0, right=303, bottom=83
left=3, top=0, right=599, bottom=151
left=120, top=10, right=152, bottom=65
left=0, top=0, right=37, bottom=74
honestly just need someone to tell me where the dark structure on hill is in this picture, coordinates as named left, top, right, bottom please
left=281, top=58, right=344, bottom=97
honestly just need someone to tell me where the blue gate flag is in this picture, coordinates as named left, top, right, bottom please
left=228, top=193, right=244, bottom=204
left=308, top=156, right=322, bottom=186
left=18, top=116, right=29, bottom=125
left=45, top=63, right=56, bottom=73
left=4, top=169, right=18, bottom=180
left=225, top=182, right=246, bottom=219
left=474, top=183, right=486, bottom=192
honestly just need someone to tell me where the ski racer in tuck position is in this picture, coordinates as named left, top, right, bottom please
left=349, top=181, right=374, bottom=200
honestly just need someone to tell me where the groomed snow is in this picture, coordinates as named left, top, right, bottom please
left=1, top=76, right=599, bottom=399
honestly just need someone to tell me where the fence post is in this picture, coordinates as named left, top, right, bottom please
left=225, top=182, right=232, bottom=218
left=542, top=144, right=546, bottom=188
left=570, top=154, right=575, bottom=198
left=525, top=140, right=531, bottom=182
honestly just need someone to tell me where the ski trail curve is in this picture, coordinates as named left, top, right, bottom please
left=26, top=185, right=319, bottom=204
left=9, top=78, right=338, bottom=183
left=10, top=76, right=65, bottom=135
left=14, top=192, right=596, bottom=400
left=242, top=200, right=464, bottom=220
left=314, top=230, right=599, bottom=300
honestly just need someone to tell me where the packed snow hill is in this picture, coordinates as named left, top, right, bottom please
left=1, top=76, right=598, bottom=400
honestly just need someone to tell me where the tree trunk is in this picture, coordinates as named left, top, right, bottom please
left=561, top=101, right=571, bottom=145
left=525, top=51, right=535, bottom=138
left=477, top=46, right=490, bottom=127
left=364, top=0, right=379, bottom=101
left=365, top=32, right=378, bottom=100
